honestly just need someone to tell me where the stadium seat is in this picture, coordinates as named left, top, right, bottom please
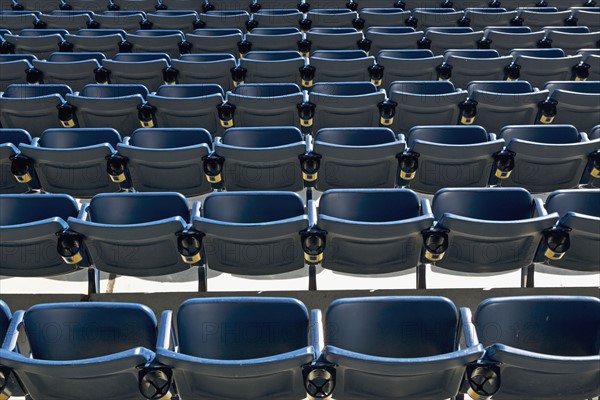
left=407, top=8, right=462, bottom=30
left=424, top=188, right=558, bottom=285
left=542, top=25, right=590, bottom=33
left=64, top=28, right=125, bottom=58
left=365, top=26, right=421, bottom=55
left=64, top=84, right=152, bottom=136
left=212, top=126, right=306, bottom=191
left=36, top=12, right=96, bottom=30
left=185, top=28, right=243, bottom=55
left=308, top=82, right=386, bottom=132
left=533, top=189, right=600, bottom=272
left=439, top=49, right=512, bottom=89
left=197, top=10, right=250, bottom=30
left=146, top=84, right=224, bottom=132
left=0, top=300, right=25, bottom=400
left=62, top=0, right=110, bottom=12
left=317, top=189, right=434, bottom=274
left=8, top=0, right=58, bottom=12
left=479, top=27, right=544, bottom=55
left=468, top=296, right=600, bottom=400
left=507, top=48, right=583, bottom=89
left=238, top=50, right=305, bottom=85
left=400, top=125, right=505, bottom=193
left=117, top=128, right=214, bottom=196
left=540, top=31, right=600, bottom=56
left=0, top=302, right=165, bottom=400
left=249, top=8, right=303, bottom=29
left=315, top=296, right=484, bottom=399
left=101, top=52, right=176, bottom=91
left=493, top=124, right=599, bottom=193
left=0, top=14, right=40, bottom=32
left=2, top=30, right=66, bottom=59
left=304, top=27, right=367, bottom=53
left=460, top=81, right=549, bottom=134
left=376, top=49, right=442, bottom=87
left=420, top=26, right=483, bottom=55
left=252, top=0, right=306, bottom=10
left=0, top=84, right=73, bottom=137
left=446, top=0, right=494, bottom=9
left=145, top=10, right=202, bottom=32
left=123, top=30, right=189, bottom=59
left=225, top=83, right=304, bottom=127
left=512, top=7, right=570, bottom=31
left=18, top=128, right=126, bottom=197
left=203, top=0, right=249, bottom=10
left=93, top=11, right=145, bottom=32
left=245, top=27, right=303, bottom=52
left=310, top=127, right=405, bottom=190
left=68, top=192, right=197, bottom=279
left=578, top=48, right=600, bottom=81
left=540, top=81, right=600, bottom=133
left=462, top=8, right=518, bottom=31
left=0, top=128, right=34, bottom=194
left=156, top=297, right=316, bottom=399
left=492, top=0, right=545, bottom=8
left=387, top=81, right=468, bottom=134
left=356, top=0, right=401, bottom=8
left=0, top=54, right=33, bottom=91
left=170, top=53, right=236, bottom=91
left=568, top=7, right=600, bottom=30
left=0, top=194, right=96, bottom=282
left=30, top=52, right=105, bottom=91
left=310, top=49, right=376, bottom=84
left=111, top=0, right=157, bottom=12
left=360, top=8, right=411, bottom=29
left=309, top=0, right=356, bottom=9
left=190, top=192, right=310, bottom=283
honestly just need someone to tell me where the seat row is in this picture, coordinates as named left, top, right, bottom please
left=0, top=296, right=598, bottom=400
left=1, top=188, right=598, bottom=293
left=1, top=79, right=599, bottom=136
left=2, top=123, right=599, bottom=196
left=1, top=6, right=599, bottom=33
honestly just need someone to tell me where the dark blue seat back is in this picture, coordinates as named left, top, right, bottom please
left=0, top=54, right=37, bottom=62
left=129, top=128, right=212, bottom=149
left=154, top=84, right=224, bottom=98
left=88, top=192, right=190, bottom=224
left=432, top=188, right=533, bottom=221
left=544, top=81, right=600, bottom=94
left=48, top=52, right=106, bottom=63
left=75, top=28, right=127, bottom=36
left=221, top=127, right=303, bottom=147
left=132, top=29, right=184, bottom=36
left=474, top=296, right=600, bottom=356
left=467, top=80, right=533, bottom=94
left=326, top=296, right=459, bottom=357
left=311, top=81, right=377, bottom=95
left=233, top=83, right=300, bottom=97
left=0, top=128, right=32, bottom=146
left=545, top=190, right=600, bottom=217
left=389, top=80, right=456, bottom=95
left=0, top=194, right=78, bottom=226
left=319, top=189, right=421, bottom=221
left=499, top=125, right=580, bottom=144
left=511, top=48, right=565, bottom=58
left=24, top=302, right=157, bottom=360
left=244, top=51, right=303, bottom=61
left=377, top=49, right=434, bottom=59
left=176, top=297, right=309, bottom=359
left=407, top=125, right=488, bottom=146
left=0, top=301, right=11, bottom=341
left=38, top=128, right=121, bottom=149
left=444, top=49, right=500, bottom=58
left=202, top=192, right=304, bottom=223
left=312, top=50, right=368, bottom=59
left=3, top=84, right=72, bottom=98
left=19, top=29, right=69, bottom=36
left=314, top=127, right=396, bottom=146
left=179, top=53, right=235, bottom=62
left=80, top=84, right=149, bottom=98
left=113, top=52, right=171, bottom=62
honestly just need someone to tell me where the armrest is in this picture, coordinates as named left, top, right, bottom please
left=488, top=132, right=497, bottom=141
left=310, top=309, right=324, bottom=360
left=2, top=310, right=24, bottom=352
left=214, top=136, right=223, bottom=146
left=190, top=201, right=201, bottom=222
left=307, top=199, right=318, bottom=228
left=157, top=310, right=174, bottom=351
left=304, top=134, right=313, bottom=153
left=579, top=132, right=589, bottom=142
left=421, top=197, right=433, bottom=218
left=302, top=90, right=309, bottom=102
left=122, top=136, right=131, bottom=145
left=533, top=197, right=548, bottom=217
left=77, top=203, right=90, bottom=220
left=31, top=137, right=40, bottom=146
left=459, top=307, right=479, bottom=349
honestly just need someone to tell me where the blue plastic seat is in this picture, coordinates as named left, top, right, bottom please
left=145, top=11, right=201, bottom=32
left=245, top=27, right=303, bottom=52
left=156, top=297, right=316, bottom=400
left=0, top=84, right=73, bottom=137
left=171, top=53, right=236, bottom=91
left=0, top=194, right=94, bottom=279
left=197, top=10, right=250, bottom=30
left=310, top=127, right=406, bottom=190
left=539, top=81, right=600, bottom=134
left=507, top=48, right=584, bottom=89
left=213, top=126, right=307, bottom=191
left=478, top=28, right=543, bottom=56
left=2, top=30, right=65, bottom=60
left=401, top=125, right=505, bottom=193
left=376, top=49, right=443, bottom=88
left=0, top=13, right=39, bottom=32
left=514, top=8, right=570, bottom=31
left=18, top=128, right=126, bottom=197
left=117, top=128, right=214, bottom=196
left=305, top=27, right=366, bottom=52
left=111, top=0, right=157, bottom=12
left=225, top=83, right=304, bottom=127
left=440, top=49, right=512, bottom=89
left=421, top=26, right=481, bottom=55
left=238, top=50, right=306, bottom=85
left=0, top=55, right=33, bottom=91
left=387, top=81, right=468, bottom=134
left=305, top=8, right=361, bottom=29
left=310, top=49, right=377, bottom=84
left=424, top=188, right=558, bottom=284
left=309, top=82, right=386, bottom=132
left=101, top=52, right=176, bottom=91
left=65, top=84, right=152, bottom=136
left=190, top=191, right=310, bottom=282
left=568, top=7, right=600, bottom=30
left=533, top=189, right=600, bottom=272
left=93, top=11, right=144, bottom=32
left=407, top=8, right=463, bottom=30
left=185, top=28, right=243, bottom=56
left=0, top=300, right=25, bottom=399
left=468, top=296, right=600, bottom=400
left=578, top=48, right=600, bottom=81
left=360, top=8, right=411, bottom=29
left=494, top=125, right=600, bottom=193
left=249, top=9, right=304, bottom=29
left=0, top=302, right=167, bottom=400
left=30, top=52, right=105, bottom=92
left=366, top=27, right=422, bottom=56
left=124, top=29, right=189, bottom=58
left=36, top=12, right=95, bottom=31
left=461, top=81, right=549, bottom=134
left=146, top=84, right=225, bottom=133
left=203, top=0, right=249, bottom=11
left=317, top=189, right=434, bottom=274
left=0, top=129, right=33, bottom=194
left=462, top=8, right=518, bottom=31
left=316, top=296, right=484, bottom=399
left=64, top=28, right=125, bottom=58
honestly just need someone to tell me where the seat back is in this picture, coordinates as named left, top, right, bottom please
left=38, top=128, right=121, bottom=148
left=202, top=191, right=304, bottom=223
left=545, top=189, right=600, bottom=218
left=88, top=192, right=190, bottom=224
left=0, top=193, right=78, bottom=226
left=320, top=189, right=421, bottom=221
